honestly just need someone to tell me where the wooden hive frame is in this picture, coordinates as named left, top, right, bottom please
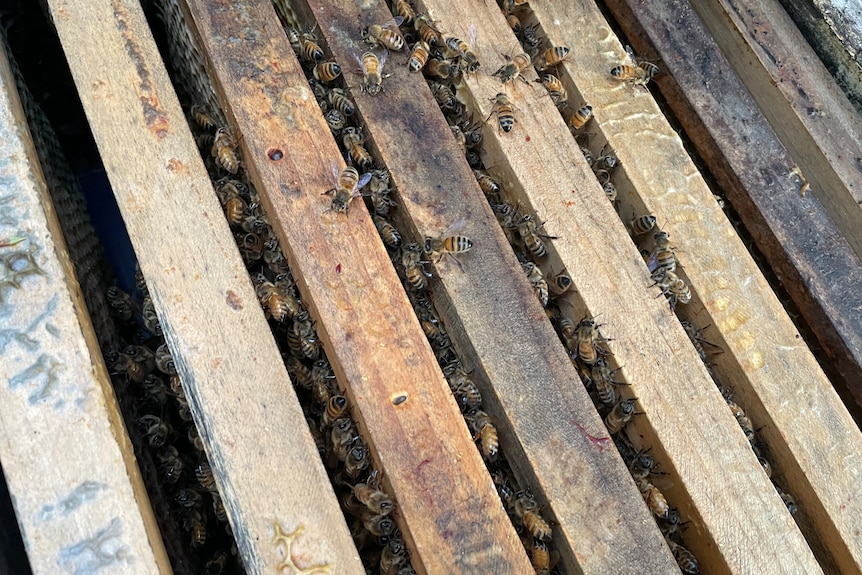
left=1, top=0, right=861, bottom=573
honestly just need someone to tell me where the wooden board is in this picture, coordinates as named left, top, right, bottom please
left=0, top=36, right=170, bottom=575
left=177, top=1, right=530, bottom=573
left=525, top=0, right=862, bottom=571
left=410, top=0, right=826, bottom=572
left=691, top=0, right=862, bottom=262
left=46, top=0, right=365, bottom=572
left=284, top=0, right=680, bottom=572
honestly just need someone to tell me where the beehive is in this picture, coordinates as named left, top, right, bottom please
left=1, top=0, right=861, bottom=574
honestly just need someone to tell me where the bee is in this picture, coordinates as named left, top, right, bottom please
left=342, top=128, right=374, bottom=170
left=630, top=213, right=657, bottom=235
left=394, top=0, right=415, bottom=25
left=515, top=214, right=557, bottom=258
left=139, top=415, right=171, bottom=448
left=605, top=398, right=637, bottom=434
left=522, top=262, right=549, bottom=307
left=285, top=27, right=302, bottom=51
left=537, top=73, right=567, bottom=109
left=354, top=470, right=395, bottom=515
left=603, top=179, right=618, bottom=201
left=211, top=127, right=239, bottom=173
left=327, top=88, right=355, bottom=116
left=680, top=320, right=721, bottom=362
left=670, top=275, right=691, bottom=306
left=611, top=46, right=659, bottom=87
left=253, top=273, right=292, bottom=322
left=666, top=540, right=700, bottom=574
left=726, top=399, right=755, bottom=442
left=380, top=538, right=408, bottom=575
left=450, top=372, right=483, bottom=412
left=141, top=374, right=168, bottom=405
left=141, top=296, right=162, bottom=337
left=407, top=41, right=431, bottom=72
left=429, top=81, right=457, bottom=111
left=423, top=57, right=458, bottom=81
left=519, top=23, right=541, bottom=50
left=373, top=215, right=402, bottom=249
left=368, top=169, right=396, bottom=215
left=491, top=202, right=519, bottom=241
left=402, top=243, right=431, bottom=291
left=106, top=286, right=134, bottom=323
left=191, top=104, right=217, bottom=130
left=487, top=92, right=518, bottom=133
left=212, top=493, right=227, bottom=523
left=358, top=50, right=389, bottom=95
left=466, top=408, right=498, bottom=460
left=345, top=440, right=371, bottom=478
left=236, top=231, right=263, bottom=263
left=188, top=426, right=204, bottom=452
left=291, top=310, right=321, bottom=360
left=330, top=417, right=358, bottom=461
left=362, top=510, right=396, bottom=537
left=195, top=460, right=217, bottom=493
left=507, top=14, right=522, bottom=35
left=325, top=165, right=372, bottom=215
left=493, top=52, right=531, bottom=84
left=424, top=222, right=473, bottom=265
left=155, top=343, right=176, bottom=375
left=648, top=231, right=677, bottom=273
left=629, top=451, right=657, bottom=479
left=324, top=108, right=347, bottom=132
left=125, top=344, right=156, bottom=374
left=549, top=271, right=573, bottom=296
left=313, top=61, right=342, bottom=83
left=363, top=18, right=405, bottom=51
left=321, top=395, right=348, bottom=429
left=569, top=105, right=593, bottom=130
left=157, top=446, right=184, bottom=483
left=474, top=170, right=502, bottom=197
left=299, top=30, right=325, bottom=62
left=591, top=358, right=625, bottom=406
left=535, top=46, right=570, bottom=71
left=415, top=15, right=442, bottom=47
left=531, top=539, right=550, bottom=574
left=635, top=476, right=669, bottom=518
left=445, top=26, right=479, bottom=73
left=593, top=146, right=621, bottom=171
left=780, top=491, right=798, bottom=514
left=458, top=117, right=483, bottom=149
left=176, top=487, right=203, bottom=509
left=513, top=491, right=551, bottom=540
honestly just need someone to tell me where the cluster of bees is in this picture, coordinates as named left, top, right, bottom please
left=104, top=271, right=240, bottom=575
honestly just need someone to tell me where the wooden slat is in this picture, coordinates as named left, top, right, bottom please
left=0, top=37, right=169, bottom=575
left=177, top=1, right=530, bottom=573
left=525, top=0, right=862, bottom=571
left=46, top=0, right=364, bottom=572
left=283, top=0, right=680, bottom=572
left=691, top=0, right=862, bottom=261
left=602, top=3, right=862, bottom=564
left=412, top=0, right=826, bottom=573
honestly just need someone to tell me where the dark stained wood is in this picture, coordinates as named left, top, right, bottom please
left=179, top=1, right=530, bottom=573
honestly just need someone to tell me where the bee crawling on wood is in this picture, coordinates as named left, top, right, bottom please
left=424, top=218, right=473, bottom=268
left=362, top=17, right=406, bottom=51
left=324, top=162, right=372, bottom=215
left=610, top=45, right=659, bottom=88
left=211, top=127, right=240, bottom=173
left=492, top=52, right=531, bottom=85
left=356, top=50, right=391, bottom=96
left=486, top=92, right=519, bottom=133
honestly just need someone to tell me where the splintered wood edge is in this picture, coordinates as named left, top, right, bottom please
left=604, top=0, right=862, bottom=410
left=0, top=38, right=169, bottom=575
left=602, top=2, right=862, bottom=569
left=47, top=0, right=365, bottom=572
left=413, top=0, right=825, bottom=572
left=179, top=1, right=530, bottom=573
left=528, top=0, right=862, bottom=570
left=292, top=0, right=679, bottom=571
left=691, top=0, right=862, bottom=260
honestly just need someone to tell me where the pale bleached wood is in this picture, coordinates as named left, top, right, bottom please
left=526, top=0, right=862, bottom=571
left=409, top=0, right=825, bottom=572
left=283, top=0, right=680, bottom=571
left=177, top=1, right=529, bottom=573
left=0, top=37, right=170, bottom=575
left=46, top=0, right=364, bottom=572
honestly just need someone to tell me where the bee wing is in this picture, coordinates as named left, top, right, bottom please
left=624, top=44, right=638, bottom=65
left=391, top=15, right=405, bottom=27
left=442, top=216, right=468, bottom=237
left=379, top=49, right=388, bottom=69
left=355, top=171, right=373, bottom=194
left=329, top=160, right=342, bottom=184
left=467, top=23, right=478, bottom=48
left=355, top=52, right=367, bottom=72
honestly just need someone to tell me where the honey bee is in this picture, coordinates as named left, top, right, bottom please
left=211, top=127, right=239, bottom=173
left=327, top=88, right=355, bottom=116
left=414, top=15, right=442, bottom=47
left=188, top=426, right=204, bottom=452
left=513, top=214, right=557, bottom=258
left=373, top=215, right=402, bottom=249
left=394, top=0, right=415, bottom=25
left=157, top=446, right=184, bottom=483
left=324, top=108, right=347, bottom=133
left=299, top=30, right=325, bottom=62
left=531, top=539, right=551, bottom=574
left=535, top=46, right=571, bottom=70
left=591, top=358, right=625, bottom=406
left=236, top=231, right=263, bottom=263
left=380, top=538, right=408, bottom=575
left=458, top=117, right=483, bottom=149
left=630, top=213, right=657, bottom=235
left=423, top=57, right=458, bottom=81
left=285, top=27, right=302, bottom=51
left=368, top=169, right=396, bottom=215
left=569, top=105, right=593, bottom=130
left=291, top=310, right=321, bottom=360
left=345, top=440, right=371, bottom=478
left=363, top=18, right=406, bottom=51
left=592, top=146, right=621, bottom=171
left=605, top=398, right=637, bottom=434
left=139, top=415, right=171, bottom=448
left=142, top=296, right=162, bottom=337
left=313, top=61, right=342, bottom=83
left=141, top=373, right=168, bottom=405
left=342, top=128, right=374, bottom=170
left=187, top=512, right=207, bottom=548
left=155, top=343, right=176, bottom=375
left=407, top=41, right=431, bottom=72
left=106, top=286, right=134, bottom=324
left=353, top=470, right=395, bottom=515
left=195, top=460, right=217, bottom=493
left=780, top=491, right=798, bottom=514
left=358, top=50, right=389, bottom=95
left=450, top=372, right=483, bottom=412
left=654, top=270, right=690, bottom=308
left=519, top=23, right=541, bottom=50
left=466, top=408, right=499, bottom=460
left=513, top=491, right=551, bottom=541
left=402, top=243, right=431, bottom=291
left=445, top=25, right=479, bottom=73
left=321, top=395, right=349, bottom=429
left=648, top=231, right=677, bottom=274
left=424, top=221, right=473, bottom=265
left=549, top=271, right=573, bottom=296
left=493, top=52, right=531, bottom=84
left=450, top=124, right=467, bottom=155
left=191, top=104, right=217, bottom=130
left=175, top=487, right=203, bottom=509
left=212, top=493, right=227, bottom=523
left=726, top=399, right=755, bottom=442
left=325, top=165, right=372, bottom=215
left=629, top=451, right=657, bottom=478
left=254, top=273, right=292, bottom=322
left=666, top=540, right=700, bottom=574
left=507, top=13, right=522, bottom=35
left=611, top=46, right=659, bottom=87
left=362, top=510, right=396, bottom=536
left=330, top=417, right=358, bottom=461
left=522, top=262, right=549, bottom=308
left=487, top=92, right=518, bottom=133
left=537, top=73, right=567, bottom=109
left=474, top=170, right=502, bottom=197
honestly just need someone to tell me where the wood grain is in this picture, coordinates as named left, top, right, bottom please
left=178, top=0, right=530, bottom=572
left=410, top=0, right=825, bottom=572
left=526, top=0, right=862, bottom=571
left=0, top=36, right=170, bottom=575
left=47, top=0, right=364, bottom=572
left=285, top=0, right=680, bottom=572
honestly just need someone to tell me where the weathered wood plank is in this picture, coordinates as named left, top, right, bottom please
left=691, top=0, right=862, bottom=261
left=284, top=0, right=680, bottom=572
left=526, top=0, right=862, bottom=571
left=178, top=1, right=530, bottom=573
left=410, top=0, right=825, bottom=572
left=0, top=36, right=170, bottom=575
left=46, top=0, right=364, bottom=572
left=603, top=1, right=862, bottom=568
